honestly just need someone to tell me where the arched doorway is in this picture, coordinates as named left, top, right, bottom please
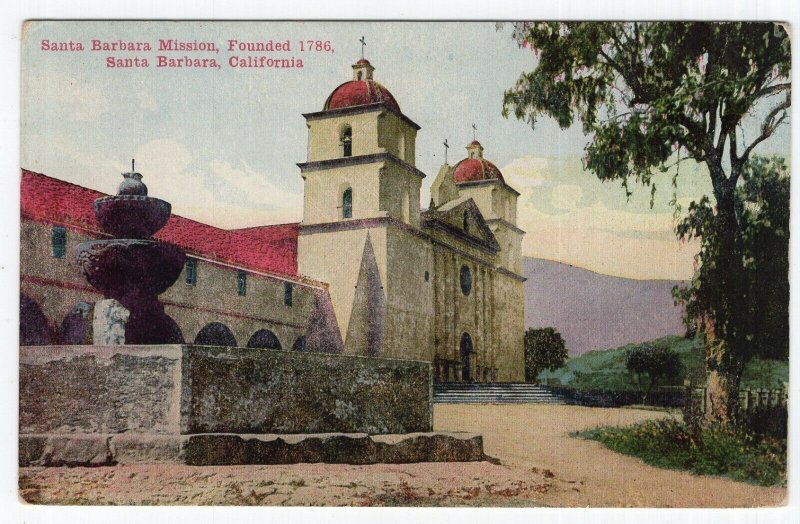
left=247, top=329, right=282, bottom=350
left=460, top=332, right=473, bottom=382
left=20, top=293, right=50, bottom=345
left=194, top=322, right=237, bottom=347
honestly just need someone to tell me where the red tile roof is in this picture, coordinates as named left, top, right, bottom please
left=20, top=169, right=300, bottom=278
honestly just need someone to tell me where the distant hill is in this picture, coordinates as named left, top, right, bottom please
left=538, top=335, right=789, bottom=391
left=523, top=257, right=687, bottom=356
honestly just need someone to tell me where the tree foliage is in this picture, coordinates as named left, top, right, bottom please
left=625, top=345, right=684, bottom=402
left=524, top=327, right=569, bottom=382
left=503, top=22, right=790, bottom=194
left=503, top=22, right=791, bottom=423
left=673, top=156, right=790, bottom=361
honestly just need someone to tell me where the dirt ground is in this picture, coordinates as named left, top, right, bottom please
left=19, top=404, right=786, bottom=507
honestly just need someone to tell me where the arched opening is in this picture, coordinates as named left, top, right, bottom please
left=247, top=329, right=282, bottom=350
left=463, top=210, right=470, bottom=233
left=357, top=71, right=363, bottom=81
left=194, top=322, right=237, bottom=347
left=341, top=126, right=353, bottom=157
left=342, top=187, right=353, bottom=219
left=292, top=336, right=306, bottom=352
left=20, top=293, right=50, bottom=345
left=61, top=301, right=94, bottom=345
left=460, top=332, right=473, bottom=382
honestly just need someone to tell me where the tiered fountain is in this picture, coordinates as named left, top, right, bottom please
left=76, top=163, right=186, bottom=344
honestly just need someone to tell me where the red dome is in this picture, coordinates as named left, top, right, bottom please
left=453, top=158, right=505, bottom=184
left=324, top=80, right=401, bottom=112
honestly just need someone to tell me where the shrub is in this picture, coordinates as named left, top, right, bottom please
left=739, top=405, right=788, bottom=439
left=580, top=418, right=786, bottom=486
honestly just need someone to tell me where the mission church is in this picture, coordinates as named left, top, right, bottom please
left=20, top=56, right=526, bottom=382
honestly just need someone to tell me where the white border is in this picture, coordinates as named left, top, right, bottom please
left=2, top=1, right=798, bottom=524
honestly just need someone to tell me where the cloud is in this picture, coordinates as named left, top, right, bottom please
left=501, top=155, right=701, bottom=280
left=551, top=185, right=582, bottom=210
left=24, top=70, right=111, bottom=122
left=209, top=160, right=303, bottom=211
left=501, top=156, right=551, bottom=189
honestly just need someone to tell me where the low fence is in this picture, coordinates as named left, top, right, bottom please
left=690, top=384, right=788, bottom=414
left=543, top=381, right=789, bottom=410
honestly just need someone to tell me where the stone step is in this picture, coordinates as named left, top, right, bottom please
left=19, top=431, right=488, bottom=467
left=432, top=384, right=570, bottom=404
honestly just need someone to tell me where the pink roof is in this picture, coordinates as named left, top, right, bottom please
left=452, top=158, right=506, bottom=184
left=20, top=169, right=300, bottom=278
left=324, top=80, right=401, bottom=113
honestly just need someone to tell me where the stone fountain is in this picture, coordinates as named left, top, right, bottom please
left=76, top=166, right=186, bottom=344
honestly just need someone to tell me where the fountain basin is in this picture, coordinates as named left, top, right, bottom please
left=76, top=239, right=186, bottom=298
left=94, top=195, right=171, bottom=239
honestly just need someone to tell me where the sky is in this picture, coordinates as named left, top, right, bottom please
left=20, top=21, right=791, bottom=280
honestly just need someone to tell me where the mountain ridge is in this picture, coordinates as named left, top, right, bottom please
left=523, top=257, right=688, bottom=356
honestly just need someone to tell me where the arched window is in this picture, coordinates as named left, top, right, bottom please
left=357, top=71, right=363, bottom=81
left=342, top=187, right=353, bottom=219
left=463, top=210, right=470, bottom=233
left=341, top=126, right=352, bottom=157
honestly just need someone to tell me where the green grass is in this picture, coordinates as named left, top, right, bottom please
left=539, top=335, right=788, bottom=390
left=578, top=419, right=787, bottom=487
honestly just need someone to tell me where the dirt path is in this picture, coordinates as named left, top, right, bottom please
left=19, top=404, right=785, bottom=507
left=434, top=404, right=786, bottom=507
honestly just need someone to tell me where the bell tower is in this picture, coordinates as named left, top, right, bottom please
left=296, top=57, right=430, bottom=357
left=298, top=58, right=423, bottom=227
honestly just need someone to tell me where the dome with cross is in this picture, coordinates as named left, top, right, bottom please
left=323, top=59, right=401, bottom=113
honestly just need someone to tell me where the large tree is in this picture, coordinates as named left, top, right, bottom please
left=674, top=157, right=790, bottom=362
left=524, top=327, right=569, bottom=382
left=502, top=22, right=790, bottom=423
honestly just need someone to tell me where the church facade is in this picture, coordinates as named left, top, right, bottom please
left=297, top=59, right=525, bottom=382
left=19, top=57, right=525, bottom=382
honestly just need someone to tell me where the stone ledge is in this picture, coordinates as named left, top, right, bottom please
left=19, top=432, right=487, bottom=467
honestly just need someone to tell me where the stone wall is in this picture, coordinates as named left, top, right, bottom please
left=20, top=218, right=332, bottom=350
left=20, top=345, right=432, bottom=436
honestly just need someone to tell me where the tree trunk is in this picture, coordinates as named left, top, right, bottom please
left=702, top=168, right=746, bottom=424
left=704, top=318, right=744, bottom=424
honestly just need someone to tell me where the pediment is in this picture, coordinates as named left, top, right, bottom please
left=422, top=197, right=500, bottom=252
